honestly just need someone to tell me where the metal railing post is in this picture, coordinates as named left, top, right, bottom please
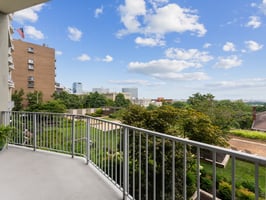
left=71, top=115, right=75, bottom=158
left=33, top=113, right=37, bottom=151
left=123, top=128, right=129, bottom=200
left=86, top=117, right=90, bottom=165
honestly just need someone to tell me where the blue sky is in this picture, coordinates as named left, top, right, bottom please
left=12, top=0, right=266, bottom=100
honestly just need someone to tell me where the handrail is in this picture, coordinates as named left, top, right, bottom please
left=1, top=111, right=266, bottom=200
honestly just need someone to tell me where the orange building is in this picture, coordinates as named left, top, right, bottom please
left=12, top=39, right=55, bottom=103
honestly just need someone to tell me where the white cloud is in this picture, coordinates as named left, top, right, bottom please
left=259, top=0, right=266, bottom=15
left=135, top=36, right=165, bottom=46
left=95, top=6, right=103, bottom=18
left=109, top=79, right=165, bottom=86
left=13, top=4, right=45, bottom=23
left=203, top=43, right=211, bottom=48
left=117, top=2, right=206, bottom=38
left=245, top=40, right=263, bottom=51
left=56, top=51, right=63, bottom=55
left=152, top=72, right=209, bottom=80
left=214, top=55, right=242, bottom=69
left=102, top=55, right=113, bottom=62
left=223, top=42, right=236, bottom=52
left=129, top=59, right=197, bottom=74
left=117, top=0, right=146, bottom=36
left=206, top=78, right=266, bottom=89
left=24, top=26, right=44, bottom=40
left=68, top=27, right=82, bottom=41
left=246, top=16, right=261, bottom=29
left=165, top=48, right=213, bottom=64
left=128, top=59, right=209, bottom=81
left=145, top=4, right=206, bottom=37
left=77, top=54, right=91, bottom=61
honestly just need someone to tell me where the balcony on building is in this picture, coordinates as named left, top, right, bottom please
left=7, top=79, right=15, bottom=88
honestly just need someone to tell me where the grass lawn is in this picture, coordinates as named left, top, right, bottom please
left=201, top=158, right=266, bottom=195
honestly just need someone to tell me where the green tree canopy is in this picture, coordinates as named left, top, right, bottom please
left=12, top=89, right=24, bottom=111
left=84, top=92, right=107, bottom=108
left=114, top=93, right=131, bottom=107
left=26, top=91, right=43, bottom=111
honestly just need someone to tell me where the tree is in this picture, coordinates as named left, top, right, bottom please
left=12, top=89, right=24, bottom=111
left=114, top=93, right=131, bottom=107
left=84, top=92, right=107, bottom=108
left=52, top=91, right=83, bottom=109
left=41, top=100, right=66, bottom=113
left=26, top=91, right=43, bottom=111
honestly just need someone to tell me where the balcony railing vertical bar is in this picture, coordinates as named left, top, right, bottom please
left=123, top=127, right=129, bottom=200
left=138, top=131, right=142, bottom=200
left=86, top=118, right=90, bottom=165
left=114, top=125, right=118, bottom=184
left=231, top=155, right=236, bottom=200
left=3, top=111, right=266, bottom=200
left=153, top=136, right=156, bottom=200
left=33, top=113, right=36, bottom=151
left=196, top=147, right=201, bottom=200
left=145, top=134, right=149, bottom=200
left=212, top=151, right=217, bottom=200
left=183, top=144, right=187, bottom=200
left=162, top=138, right=165, bottom=200
left=255, top=162, right=259, bottom=199
left=132, top=130, right=136, bottom=200
left=172, top=141, right=175, bottom=200
left=71, top=115, right=75, bottom=158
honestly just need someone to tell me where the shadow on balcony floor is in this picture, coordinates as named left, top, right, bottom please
left=0, top=146, right=122, bottom=200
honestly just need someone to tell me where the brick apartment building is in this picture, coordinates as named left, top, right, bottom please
left=12, top=39, right=55, bottom=103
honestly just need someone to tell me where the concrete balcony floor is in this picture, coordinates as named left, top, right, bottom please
left=0, top=146, right=122, bottom=200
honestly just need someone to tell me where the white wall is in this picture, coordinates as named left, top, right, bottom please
left=0, top=13, right=9, bottom=112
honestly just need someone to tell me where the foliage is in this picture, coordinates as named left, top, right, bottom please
left=236, top=187, right=255, bottom=200
left=83, top=92, right=107, bottom=108
left=114, top=93, right=131, bottom=107
left=230, top=129, right=266, bottom=141
left=0, top=125, right=13, bottom=149
left=12, top=89, right=24, bottom=111
left=187, top=93, right=253, bottom=130
left=255, top=103, right=266, bottom=112
left=26, top=91, right=43, bottom=111
left=52, top=91, right=83, bottom=109
left=40, top=100, right=67, bottom=113
left=218, top=181, right=232, bottom=200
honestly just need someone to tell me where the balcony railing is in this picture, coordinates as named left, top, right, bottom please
left=1, top=111, right=266, bottom=200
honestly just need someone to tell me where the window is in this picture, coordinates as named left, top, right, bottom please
left=28, top=59, right=34, bottom=64
left=28, top=82, right=34, bottom=88
left=28, top=47, right=34, bottom=53
left=28, top=64, right=34, bottom=70
left=28, top=76, right=34, bottom=81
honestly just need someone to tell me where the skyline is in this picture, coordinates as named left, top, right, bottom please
left=11, top=0, right=266, bottom=100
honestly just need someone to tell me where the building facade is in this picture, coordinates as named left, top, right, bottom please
left=122, top=88, right=138, bottom=100
left=12, top=39, right=55, bottom=103
left=73, top=82, right=83, bottom=94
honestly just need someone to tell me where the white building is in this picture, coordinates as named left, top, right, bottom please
left=0, top=0, right=49, bottom=113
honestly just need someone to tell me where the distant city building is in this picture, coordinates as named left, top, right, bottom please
left=92, top=88, right=110, bottom=94
left=72, top=82, right=83, bottom=94
left=12, top=39, right=55, bottom=103
left=122, top=88, right=138, bottom=100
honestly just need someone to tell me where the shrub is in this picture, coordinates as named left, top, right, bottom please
left=0, top=125, right=13, bottom=150
left=218, top=181, right=232, bottom=200
left=236, top=187, right=255, bottom=200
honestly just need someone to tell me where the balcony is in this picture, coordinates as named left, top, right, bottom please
left=1, top=111, right=266, bottom=200
left=8, top=79, right=15, bottom=88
